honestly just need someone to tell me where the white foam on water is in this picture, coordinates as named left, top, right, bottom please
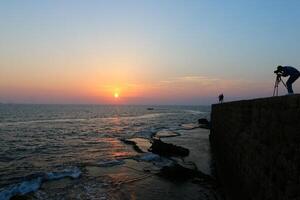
left=45, top=167, right=82, bottom=180
left=181, top=123, right=200, bottom=130
left=183, top=110, right=208, bottom=115
left=155, top=130, right=180, bottom=138
left=0, top=167, right=81, bottom=200
left=136, top=153, right=174, bottom=168
left=0, top=177, right=42, bottom=200
left=138, top=153, right=161, bottom=162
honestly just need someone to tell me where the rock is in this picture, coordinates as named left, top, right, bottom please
left=120, top=138, right=152, bottom=153
left=120, top=138, right=144, bottom=153
left=149, top=139, right=189, bottom=157
left=198, top=118, right=210, bottom=129
left=198, top=118, right=209, bottom=125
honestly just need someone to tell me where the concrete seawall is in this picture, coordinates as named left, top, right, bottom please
left=210, top=95, right=300, bottom=200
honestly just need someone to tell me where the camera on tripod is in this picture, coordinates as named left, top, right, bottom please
left=274, top=69, right=283, bottom=76
left=273, top=70, right=287, bottom=96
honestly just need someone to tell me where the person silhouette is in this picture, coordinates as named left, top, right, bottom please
left=274, top=66, right=300, bottom=94
left=218, top=94, right=224, bottom=103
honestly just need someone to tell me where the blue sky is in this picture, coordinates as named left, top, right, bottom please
left=0, top=1, right=300, bottom=104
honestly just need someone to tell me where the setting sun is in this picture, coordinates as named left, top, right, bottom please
left=114, top=92, right=119, bottom=98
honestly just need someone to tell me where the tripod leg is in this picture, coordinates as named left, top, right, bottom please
left=273, top=78, right=281, bottom=96
left=273, top=80, right=276, bottom=96
left=273, top=80, right=279, bottom=96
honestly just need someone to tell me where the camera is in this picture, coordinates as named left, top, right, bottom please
left=274, top=69, right=283, bottom=76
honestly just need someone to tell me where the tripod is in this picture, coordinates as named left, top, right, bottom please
left=273, top=74, right=287, bottom=96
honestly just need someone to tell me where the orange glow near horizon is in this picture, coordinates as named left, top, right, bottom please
left=0, top=71, right=273, bottom=104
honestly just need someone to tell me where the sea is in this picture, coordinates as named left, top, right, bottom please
left=0, top=104, right=217, bottom=200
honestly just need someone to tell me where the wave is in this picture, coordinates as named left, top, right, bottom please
left=183, top=110, right=208, bottom=115
left=97, top=159, right=125, bottom=167
left=0, top=177, right=43, bottom=200
left=0, top=113, right=175, bottom=127
left=0, top=118, right=87, bottom=126
left=135, top=153, right=174, bottom=168
left=45, top=167, right=81, bottom=180
left=154, top=130, right=180, bottom=138
left=0, top=167, right=81, bottom=200
left=137, top=153, right=161, bottom=162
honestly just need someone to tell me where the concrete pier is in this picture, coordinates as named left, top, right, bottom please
left=210, top=95, right=300, bottom=200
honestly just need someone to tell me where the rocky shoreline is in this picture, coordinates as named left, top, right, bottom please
left=5, top=123, right=223, bottom=200
left=120, top=124, right=223, bottom=200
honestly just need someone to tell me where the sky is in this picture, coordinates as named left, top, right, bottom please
left=0, top=0, right=300, bottom=105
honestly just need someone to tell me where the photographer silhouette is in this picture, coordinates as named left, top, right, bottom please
left=274, top=66, right=300, bottom=94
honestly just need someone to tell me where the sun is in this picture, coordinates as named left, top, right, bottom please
left=114, top=92, right=119, bottom=98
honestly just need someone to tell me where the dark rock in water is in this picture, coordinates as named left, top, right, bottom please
left=198, top=118, right=211, bottom=129
left=120, top=138, right=144, bottom=153
left=158, top=163, right=211, bottom=182
left=198, top=118, right=209, bottom=125
left=147, top=107, right=154, bottom=110
left=120, top=138, right=151, bottom=153
left=149, top=139, right=189, bottom=157
left=121, top=138, right=136, bottom=145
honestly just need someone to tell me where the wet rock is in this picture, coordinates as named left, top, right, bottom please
left=149, top=139, right=189, bottom=157
left=120, top=139, right=143, bottom=153
left=120, top=138, right=151, bottom=153
left=198, top=118, right=209, bottom=125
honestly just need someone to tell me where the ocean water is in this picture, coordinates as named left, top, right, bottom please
left=0, top=104, right=212, bottom=200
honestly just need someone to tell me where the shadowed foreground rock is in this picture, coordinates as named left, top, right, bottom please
left=158, top=163, right=212, bottom=182
left=149, top=139, right=189, bottom=157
